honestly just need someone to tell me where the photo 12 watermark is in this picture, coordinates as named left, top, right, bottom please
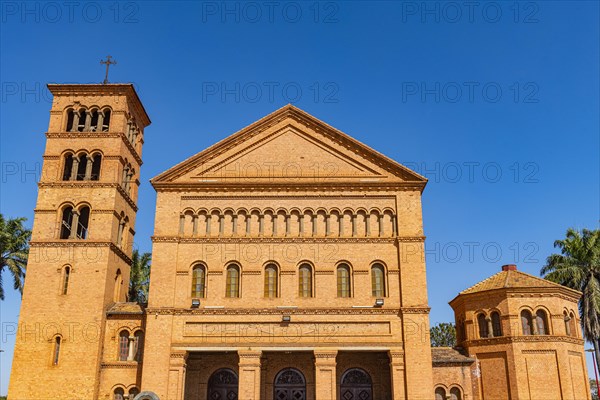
left=1, top=1, right=140, bottom=23
left=201, top=81, right=340, bottom=104
left=401, top=161, right=540, bottom=184
left=200, top=1, right=340, bottom=24
left=400, top=1, right=540, bottom=24
left=401, top=81, right=540, bottom=103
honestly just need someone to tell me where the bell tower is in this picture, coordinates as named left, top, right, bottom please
left=8, top=84, right=150, bottom=399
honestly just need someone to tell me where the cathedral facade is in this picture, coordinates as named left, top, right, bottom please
left=8, top=84, right=591, bottom=400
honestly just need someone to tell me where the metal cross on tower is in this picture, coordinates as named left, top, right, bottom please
left=100, top=55, right=117, bottom=84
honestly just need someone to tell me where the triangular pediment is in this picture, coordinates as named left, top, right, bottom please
left=151, top=105, right=426, bottom=188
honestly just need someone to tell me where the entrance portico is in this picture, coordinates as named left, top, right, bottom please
left=180, top=349, right=396, bottom=400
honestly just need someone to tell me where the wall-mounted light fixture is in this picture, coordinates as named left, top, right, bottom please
left=282, top=315, right=291, bottom=323
left=374, top=298, right=384, bottom=307
left=191, top=298, right=201, bottom=308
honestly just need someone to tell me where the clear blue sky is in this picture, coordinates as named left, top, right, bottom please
left=1, top=0, right=598, bottom=394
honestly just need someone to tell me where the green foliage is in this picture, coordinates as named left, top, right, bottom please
left=128, top=249, right=151, bottom=303
left=541, top=228, right=600, bottom=370
left=0, top=214, right=31, bottom=300
left=430, top=322, right=456, bottom=347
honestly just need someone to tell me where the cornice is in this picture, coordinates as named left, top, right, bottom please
left=100, top=361, right=139, bottom=369
left=181, top=195, right=397, bottom=200
left=37, top=181, right=138, bottom=212
left=45, top=131, right=143, bottom=165
left=145, top=307, right=402, bottom=316
left=29, top=240, right=132, bottom=264
left=400, top=307, right=431, bottom=315
left=465, top=335, right=584, bottom=346
left=153, top=182, right=425, bottom=192
left=151, top=236, right=399, bottom=244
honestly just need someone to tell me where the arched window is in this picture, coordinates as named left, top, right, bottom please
left=564, top=311, right=571, bottom=336
left=274, top=368, right=306, bottom=400
left=264, top=264, right=278, bottom=298
left=491, top=311, right=502, bottom=337
left=62, top=153, right=74, bottom=180
left=192, top=264, right=206, bottom=298
left=371, top=263, right=385, bottom=297
left=118, top=330, right=130, bottom=361
left=337, top=264, right=351, bottom=298
left=226, top=264, right=240, bottom=298
left=75, top=154, right=87, bottom=180
left=114, top=269, right=123, bottom=302
left=76, top=206, right=90, bottom=239
left=61, top=266, right=71, bottom=295
left=90, top=110, right=99, bottom=131
left=102, top=109, right=111, bottom=131
left=134, top=330, right=144, bottom=362
left=569, top=312, right=577, bottom=337
left=52, top=336, right=61, bottom=365
left=66, top=109, right=75, bottom=131
left=521, top=310, right=534, bottom=335
left=477, top=313, right=489, bottom=338
left=536, top=310, right=549, bottom=335
left=60, top=206, right=74, bottom=239
left=208, top=369, right=238, bottom=400
left=113, top=388, right=125, bottom=400
left=450, top=387, right=462, bottom=400
left=76, top=109, right=87, bottom=132
left=435, top=387, right=446, bottom=400
left=129, top=388, right=140, bottom=399
left=91, top=154, right=101, bottom=180
left=298, top=264, right=313, bottom=298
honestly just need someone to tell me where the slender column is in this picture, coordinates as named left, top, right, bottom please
left=70, top=157, right=79, bottom=180
left=314, top=350, right=337, bottom=400
left=127, top=336, right=136, bottom=361
left=389, top=350, right=406, bottom=400
left=83, top=111, right=91, bottom=131
left=325, top=214, right=330, bottom=236
left=351, top=213, right=357, bottom=237
left=392, top=214, right=397, bottom=236
left=487, top=318, right=494, bottom=338
left=339, top=214, right=344, bottom=237
left=178, top=215, right=185, bottom=235
left=533, top=317, right=539, bottom=335
left=299, top=214, right=304, bottom=236
left=192, top=215, right=198, bottom=237
left=565, top=315, right=572, bottom=336
left=246, top=214, right=251, bottom=236
left=69, top=211, right=80, bottom=239
left=379, top=214, right=384, bottom=237
left=313, top=214, right=317, bottom=236
left=96, top=112, right=104, bottom=131
left=259, top=214, right=264, bottom=236
left=273, top=214, right=278, bottom=236
left=206, top=215, right=212, bottom=236
left=71, top=112, right=80, bottom=132
left=127, top=121, right=133, bottom=141
left=84, top=155, right=93, bottom=180
left=286, top=214, right=290, bottom=236
left=232, top=214, right=238, bottom=235
left=219, top=214, right=224, bottom=236
left=238, top=350, right=262, bottom=400
left=366, top=214, right=371, bottom=237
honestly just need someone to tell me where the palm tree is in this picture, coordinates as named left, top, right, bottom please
left=0, top=214, right=30, bottom=300
left=128, top=249, right=151, bottom=303
left=541, top=228, right=600, bottom=371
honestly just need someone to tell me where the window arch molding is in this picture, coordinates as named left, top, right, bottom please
left=225, top=262, right=242, bottom=298
left=263, top=261, right=280, bottom=298
left=369, top=260, right=387, bottom=298
left=533, top=307, right=551, bottom=335
left=50, top=334, right=63, bottom=366
left=191, top=262, right=208, bottom=298
left=476, top=311, right=489, bottom=338
left=335, top=261, right=353, bottom=298
left=297, top=261, right=315, bottom=298
left=520, top=308, right=535, bottom=335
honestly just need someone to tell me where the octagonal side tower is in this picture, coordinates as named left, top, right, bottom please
left=449, top=264, right=591, bottom=400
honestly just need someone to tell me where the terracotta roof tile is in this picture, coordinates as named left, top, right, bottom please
left=431, top=347, right=474, bottom=365
left=107, top=302, right=144, bottom=315
left=459, top=270, right=567, bottom=295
